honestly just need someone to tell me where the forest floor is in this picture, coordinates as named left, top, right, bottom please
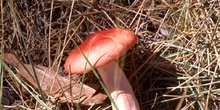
left=1, top=0, right=220, bottom=110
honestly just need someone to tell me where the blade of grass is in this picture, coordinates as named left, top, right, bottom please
left=160, top=88, right=220, bottom=103
left=8, top=0, right=46, bottom=102
left=188, top=84, right=205, bottom=110
left=1, top=60, right=51, bottom=109
left=154, top=75, right=220, bottom=80
left=0, top=0, right=4, bottom=107
left=171, top=58, right=219, bottom=91
left=71, top=39, right=119, bottom=110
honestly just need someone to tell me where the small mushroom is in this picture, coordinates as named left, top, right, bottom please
left=64, top=28, right=140, bottom=110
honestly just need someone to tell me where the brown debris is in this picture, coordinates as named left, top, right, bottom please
left=3, top=53, right=106, bottom=105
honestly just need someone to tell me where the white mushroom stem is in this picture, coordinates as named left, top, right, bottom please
left=97, top=61, right=140, bottom=110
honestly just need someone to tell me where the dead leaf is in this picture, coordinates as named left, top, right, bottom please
left=3, top=53, right=106, bottom=105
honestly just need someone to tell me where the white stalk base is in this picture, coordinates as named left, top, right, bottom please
left=97, top=61, right=140, bottom=110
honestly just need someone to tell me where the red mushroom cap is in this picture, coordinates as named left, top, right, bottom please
left=64, top=28, right=137, bottom=74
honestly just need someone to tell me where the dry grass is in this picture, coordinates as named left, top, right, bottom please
left=1, top=0, right=220, bottom=109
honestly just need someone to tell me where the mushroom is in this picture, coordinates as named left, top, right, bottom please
left=64, top=28, right=140, bottom=110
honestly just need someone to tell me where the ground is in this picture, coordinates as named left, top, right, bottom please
left=1, top=0, right=220, bottom=110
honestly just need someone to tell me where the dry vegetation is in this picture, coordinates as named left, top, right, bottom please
left=1, top=0, right=220, bottom=109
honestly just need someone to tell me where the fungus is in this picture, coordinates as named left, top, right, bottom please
left=64, top=28, right=140, bottom=110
